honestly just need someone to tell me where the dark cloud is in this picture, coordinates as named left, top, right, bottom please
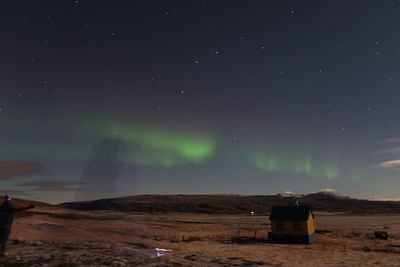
left=0, top=161, right=44, bottom=180
left=0, top=189, right=30, bottom=196
left=17, top=180, right=85, bottom=191
left=76, top=138, right=128, bottom=200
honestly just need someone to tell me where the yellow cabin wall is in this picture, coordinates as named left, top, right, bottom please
left=306, top=215, right=315, bottom=234
left=271, top=214, right=314, bottom=235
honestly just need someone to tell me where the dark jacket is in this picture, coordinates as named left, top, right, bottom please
left=0, top=202, right=33, bottom=240
left=0, top=202, right=31, bottom=215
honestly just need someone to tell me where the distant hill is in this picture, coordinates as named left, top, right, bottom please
left=59, top=193, right=400, bottom=214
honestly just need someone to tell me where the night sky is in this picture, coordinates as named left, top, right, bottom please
left=2, top=1, right=400, bottom=203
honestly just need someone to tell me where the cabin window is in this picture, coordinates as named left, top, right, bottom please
left=292, top=220, right=301, bottom=231
left=276, top=220, right=284, bottom=230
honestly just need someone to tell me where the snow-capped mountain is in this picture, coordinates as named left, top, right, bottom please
left=304, top=188, right=351, bottom=199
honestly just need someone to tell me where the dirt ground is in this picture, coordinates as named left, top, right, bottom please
left=1, top=209, right=400, bottom=266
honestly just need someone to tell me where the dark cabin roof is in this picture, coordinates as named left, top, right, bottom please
left=269, top=206, right=314, bottom=220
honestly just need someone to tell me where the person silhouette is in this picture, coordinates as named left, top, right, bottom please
left=0, top=195, right=35, bottom=256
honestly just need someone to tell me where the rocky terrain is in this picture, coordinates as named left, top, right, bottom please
left=0, top=239, right=160, bottom=267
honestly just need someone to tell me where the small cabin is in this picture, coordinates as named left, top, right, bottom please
left=268, top=205, right=316, bottom=243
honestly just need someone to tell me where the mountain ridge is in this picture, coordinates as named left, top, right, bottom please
left=59, top=193, right=400, bottom=214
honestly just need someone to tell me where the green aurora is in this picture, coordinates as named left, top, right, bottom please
left=251, top=152, right=339, bottom=179
left=2, top=120, right=216, bottom=168
left=6, top=119, right=343, bottom=178
left=95, top=123, right=216, bottom=167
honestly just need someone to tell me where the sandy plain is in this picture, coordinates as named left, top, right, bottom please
left=1, top=209, right=400, bottom=266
